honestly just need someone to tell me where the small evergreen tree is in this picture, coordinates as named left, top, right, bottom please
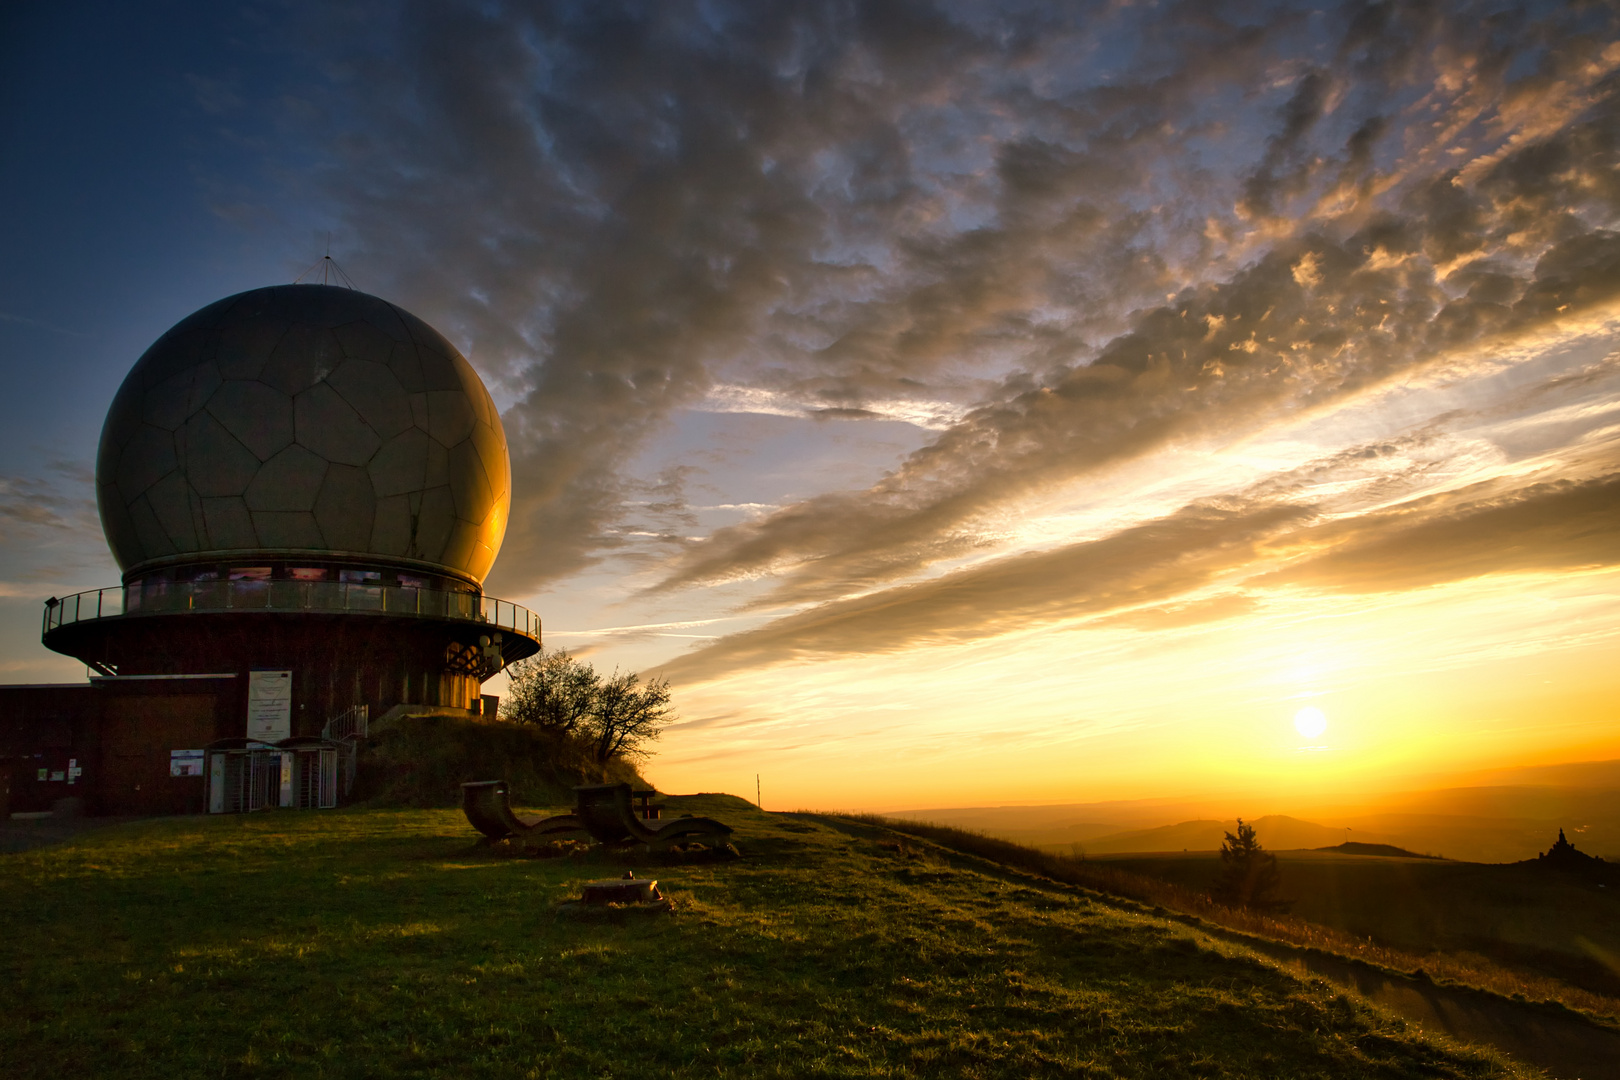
left=1212, top=818, right=1287, bottom=910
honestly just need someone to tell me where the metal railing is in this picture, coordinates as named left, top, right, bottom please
left=321, top=705, right=369, bottom=799
left=321, top=704, right=370, bottom=744
left=42, top=580, right=539, bottom=639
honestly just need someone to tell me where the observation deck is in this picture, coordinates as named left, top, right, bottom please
left=42, top=580, right=540, bottom=678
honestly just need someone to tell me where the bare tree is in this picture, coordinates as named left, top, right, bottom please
left=585, top=670, right=673, bottom=764
left=500, top=648, right=600, bottom=734
left=501, top=650, right=675, bottom=764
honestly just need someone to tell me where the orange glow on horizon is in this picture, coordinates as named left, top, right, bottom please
left=648, top=565, right=1620, bottom=813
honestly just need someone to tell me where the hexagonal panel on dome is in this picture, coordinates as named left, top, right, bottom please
left=294, top=383, right=382, bottom=465
left=96, top=284, right=513, bottom=585
left=245, top=445, right=329, bottom=512
left=144, top=364, right=222, bottom=431
left=177, top=411, right=261, bottom=498
left=207, top=379, right=295, bottom=461
left=326, top=359, right=413, bottom=440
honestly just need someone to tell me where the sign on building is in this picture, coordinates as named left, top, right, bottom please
left=170, top=749, right=205, bottom=777
left=246, top=669, right=293, bottom=743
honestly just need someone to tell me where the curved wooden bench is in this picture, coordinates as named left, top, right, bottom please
left=573, top=782, right=734, bottom=851
left=460, top=780, right=587, bottom=842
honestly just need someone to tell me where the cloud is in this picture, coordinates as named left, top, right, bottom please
left=657, top=498, right=1311, bottom=684
left=652, top=223, right=1620, bottom=607
left=1091, top=592, right=1261, bottom=632
left=290, top=1, right=1619, bottom=614
left=697, top=384, right=970, bottom=429
left=1259, top=472, right=1620, bottom=594
left=656, top=452, right=1620, bottom=686
left=0, top=471, right=97, bottom=539
left=0, top=311, right=93, bottom=338
left=650, top=77, right=1620, bottom=605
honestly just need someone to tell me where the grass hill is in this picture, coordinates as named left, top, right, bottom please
left=1094, top=848, right=1620, bottom=1000
left=352, top=712, right=645, bottom=807
left=1315, top=842, right=1438, bottom=859
left=0, top=798, right=1560, bottom=1079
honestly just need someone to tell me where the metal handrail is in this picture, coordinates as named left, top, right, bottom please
left=41, top=581, right=540, bottom=638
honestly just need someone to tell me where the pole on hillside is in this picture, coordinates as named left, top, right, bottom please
left=756, top=773, right=762, bottom=810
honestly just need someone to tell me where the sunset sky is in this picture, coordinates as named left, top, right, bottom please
left=3, top=1, right=1619, bottom=810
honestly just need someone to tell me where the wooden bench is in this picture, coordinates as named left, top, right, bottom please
left=460, top=780, right=732, bottom=853
left=460, top=780, right=588, bottom=842
left=573, top=783, right=734, bottom=852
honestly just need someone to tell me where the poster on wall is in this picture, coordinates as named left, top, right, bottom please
left=170, top=749, right=205, bottom=777
left=246, top=670, right=293, bottom=743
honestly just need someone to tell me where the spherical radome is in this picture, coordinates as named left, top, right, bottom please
left=96, top=284, right=511, bottom=584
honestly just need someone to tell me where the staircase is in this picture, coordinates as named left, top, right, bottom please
left=320, top=705, right=370, bottom=798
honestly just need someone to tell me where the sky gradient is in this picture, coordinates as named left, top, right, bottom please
left=4, top=0, right=1619, bottom=810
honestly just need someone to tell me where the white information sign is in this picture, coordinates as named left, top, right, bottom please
left=246, top=670, right=293, bottom=743
left=170, top=749, right=205, bottom=777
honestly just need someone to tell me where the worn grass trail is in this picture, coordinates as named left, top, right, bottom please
left=1, top=798, right=1531, bottom=1078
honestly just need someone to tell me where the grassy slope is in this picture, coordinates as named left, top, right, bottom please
left=1093, top=851, right=1620, bottom=998
left=352, top=714, right=646, bottom=808
left=0, top=799, right=1530, bottom=1079
left=872, top=816, right=1620, bottom=1023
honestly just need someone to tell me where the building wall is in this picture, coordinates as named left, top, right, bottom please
left=97, top=691, right=225, bottom=816
left=0, top=685, right=100, bottom=815
left=46, top=613, right=495, bottom=732
left=0, top=679, right=236, bottom=816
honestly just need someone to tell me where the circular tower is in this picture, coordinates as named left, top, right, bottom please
left=43, top=284, right=539, bottom=732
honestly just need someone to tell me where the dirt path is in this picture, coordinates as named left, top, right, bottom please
left=0, top=814, right=143, bottom=854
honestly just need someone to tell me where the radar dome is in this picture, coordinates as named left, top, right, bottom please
left=96, top=284, right=510, bottom=584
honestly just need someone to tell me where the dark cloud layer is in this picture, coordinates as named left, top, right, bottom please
left=0, top=465, right=97, bottom=541
left=296, top=1, right=1620, bottom=648
left=1263, top=473, right=1620, bottom=593
left=660, top=498, right=1312, bottom=682
left=660, top=466, right=1620, bottom=684
left=655, top=108, right=1620, bottom=603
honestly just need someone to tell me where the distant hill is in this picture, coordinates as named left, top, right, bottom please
left=887, top=798, right=1220, bottom=841
left=1316, top=841, right=1439, bottom=859
left=889, top=757, right=1620, bottom=862
left=1073, top=815, right=1401, bottom=855
left=1453, top=759, right=1620, bottom=789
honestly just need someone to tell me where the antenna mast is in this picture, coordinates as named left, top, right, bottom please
left=294, top=240, right=359, bottom=290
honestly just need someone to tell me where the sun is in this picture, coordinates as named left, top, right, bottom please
left=1294, top=706, right=1328, bottom=739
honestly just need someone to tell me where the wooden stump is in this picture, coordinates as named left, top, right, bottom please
left=581, top=872, right=661, bottom=905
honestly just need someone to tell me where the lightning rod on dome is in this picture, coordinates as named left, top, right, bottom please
left=293, top=236, right=358, bottom=289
